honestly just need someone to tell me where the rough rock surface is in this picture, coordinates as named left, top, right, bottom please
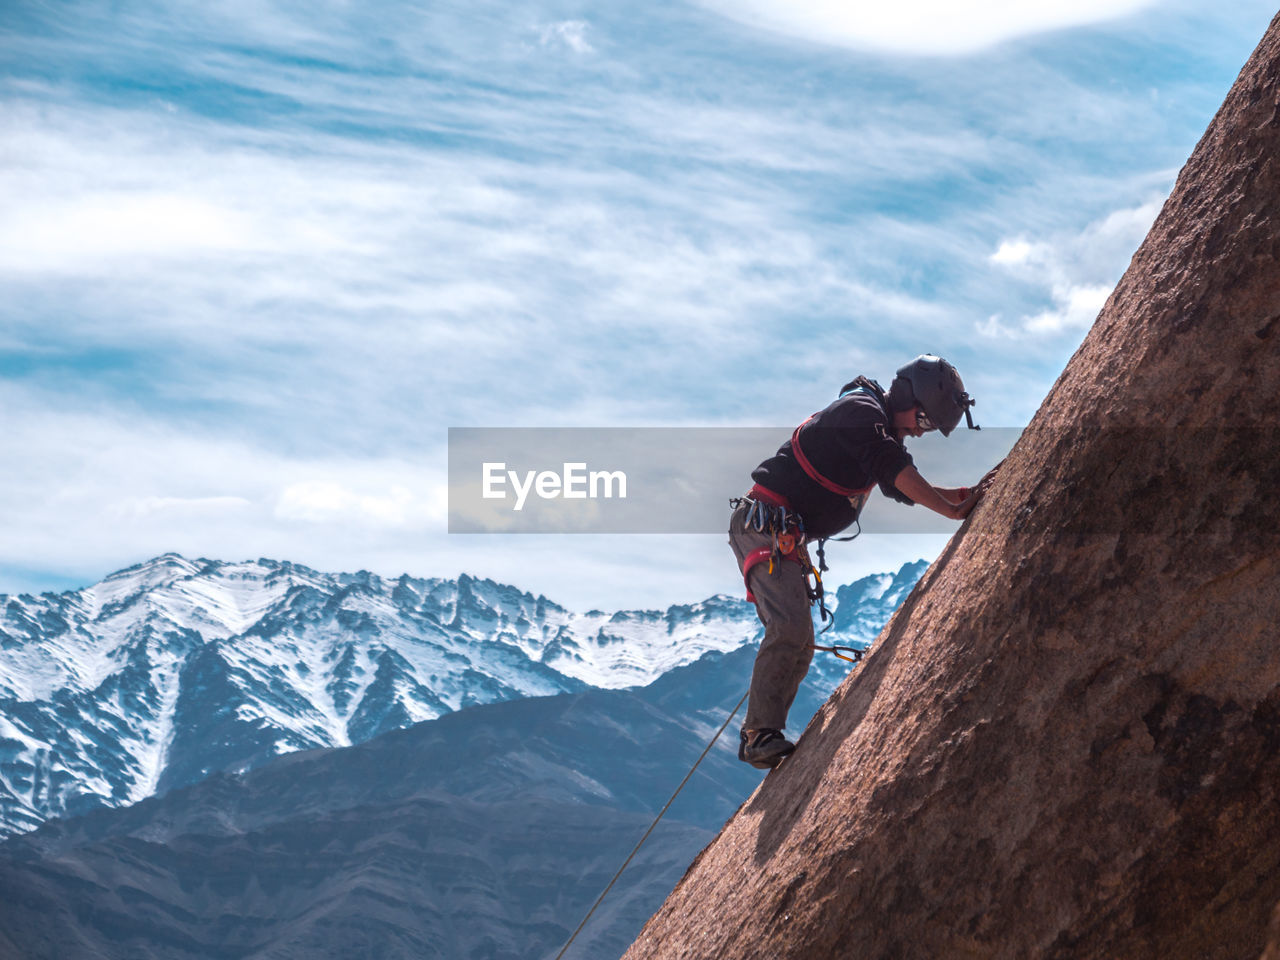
left=624, top=14, right=1280, bottom=960
left=1264, top=906, right=1280, bottom=960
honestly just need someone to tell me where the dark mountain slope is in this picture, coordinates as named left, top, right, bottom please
left=0, top=631, right=872, bottom=960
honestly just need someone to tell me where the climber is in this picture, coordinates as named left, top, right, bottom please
left=730, top=354, right=995, bottom=769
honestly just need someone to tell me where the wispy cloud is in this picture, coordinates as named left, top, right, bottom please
left=275, top=481, right=440, bottom=528
left=0, top=0, right=1270, bottom=603
left=0, top=91, right=973, bottom=441
left=109, top=496, right=253, bottom=519
left=694, top=0, right=1159, bottom=55
left=538, top=20, right=593, bottom=55
left=0, top=380, right=943, bottom=608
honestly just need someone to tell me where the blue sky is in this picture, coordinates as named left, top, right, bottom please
left=1, top=0, right=1276, bottom=608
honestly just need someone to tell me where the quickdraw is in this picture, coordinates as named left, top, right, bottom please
left=813, top=643, right=865, bottom=664
left=806, top=550, right=835, bottom=636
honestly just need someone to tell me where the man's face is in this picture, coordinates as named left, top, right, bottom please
left=892, top=406, right=928, bottom=440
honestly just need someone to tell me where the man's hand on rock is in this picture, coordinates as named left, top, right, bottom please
left=976, top=459, right=1004, bottom=496
left=952, top=488, right=982, bottom=521
left=948, top=459, right=1005, bottom=520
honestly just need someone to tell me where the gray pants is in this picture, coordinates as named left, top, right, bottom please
left=728, top=499, right=815, bottom=732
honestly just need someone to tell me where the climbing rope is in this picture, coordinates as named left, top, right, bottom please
left=549, top=641, right=864, bottom=959
left=551, top=688, right=750, bottom=960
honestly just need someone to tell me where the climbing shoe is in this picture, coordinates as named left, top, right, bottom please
left=739, top=728, right=795, bottom=769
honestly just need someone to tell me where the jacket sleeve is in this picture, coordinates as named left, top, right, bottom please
left=866, top=432, right=915, bottom=505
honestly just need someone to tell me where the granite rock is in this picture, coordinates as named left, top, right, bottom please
left=624, top=13, right=1280, bottom=960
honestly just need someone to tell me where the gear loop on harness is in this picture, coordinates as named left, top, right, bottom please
left=734, top=485, right=834, bottom=630
left=732, top=485, right=810, bottom=604
left=732, top=487, right=869, bottom=658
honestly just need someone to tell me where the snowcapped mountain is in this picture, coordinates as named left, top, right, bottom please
left=0, top=554, right=925, bottom=838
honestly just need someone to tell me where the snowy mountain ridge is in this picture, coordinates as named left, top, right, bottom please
left=0, top=553, right=926, bottom=837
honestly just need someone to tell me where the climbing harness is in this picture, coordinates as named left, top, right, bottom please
left=733, top=485, right=835, bottom=630
left=732, top=484, right=816, bottom=601
left=551, top=688, right=752, bottom=960
left=733, top=485, right=850, bottom=637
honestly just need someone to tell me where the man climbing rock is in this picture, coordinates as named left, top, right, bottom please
left=730, top=354, right=994, bottom=769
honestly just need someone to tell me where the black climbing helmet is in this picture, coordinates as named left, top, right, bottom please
left=887, top=354, right=978, bottom=436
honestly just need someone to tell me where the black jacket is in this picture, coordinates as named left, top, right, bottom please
left=751, top=383, right=914, bottom=539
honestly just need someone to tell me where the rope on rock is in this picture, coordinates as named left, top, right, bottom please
left=551, top=644, right=864, bottom=958
left=551, top=688, right=750, bottom=960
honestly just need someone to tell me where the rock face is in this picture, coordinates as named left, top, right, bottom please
left=624, top=15, right=1280, bottom=960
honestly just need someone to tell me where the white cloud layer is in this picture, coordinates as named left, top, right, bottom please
left=275, top=481, right=441, bottom=527
left=0, top=95, right=968, bottom=439
left=0, top=386, right=938, bottom=609
left=2, top=0, right=1256, bottom=606
left=697, top=0, right=1159, bottom=55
